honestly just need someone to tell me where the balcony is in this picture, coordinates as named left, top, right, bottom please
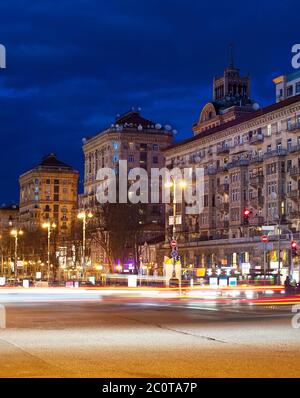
left=216, top=165, right=229, bottom=174
left=227, top=159, right=249, bottom=169
left=287, top=189, right=300, bottom=201
left=287, top=122, right=300, bottom=133
left=189, top=154, right=203, bottom=164
left=219, top=202, right=229, bottom=213
left=264, top=148, right=287, bottom=159
left=249, top=155, right=264, bottom=165
left=288, top=145, right=300, bottom=154
left=218, top=183, right=229, bottom=194
left=249, top=134, right=264, bottom=145
left=249, top=174, right=264, bottom=187
left=250, top=196, right=264, bottom=208
left=249, top=216, right=265, bottom=226
left=205, top=167, right=217, bottom=176
left=217, top=145, right=231, bottom=155
left=290, top=167, right=300, bottom=180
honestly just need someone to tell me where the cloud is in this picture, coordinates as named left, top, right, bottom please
left=0, top=0, right=298, bottom=201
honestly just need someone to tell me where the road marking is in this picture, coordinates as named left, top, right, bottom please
left=0, top=305, right=6, bottom=329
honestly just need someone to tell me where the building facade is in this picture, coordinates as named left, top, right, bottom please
left=0, top=204, right=19, bottom=234
left=80, top=109, right=174, bottom=267
left=273, top=70, right=300, bottom=103
left=158, top=72, right=300, bottom=280
left=19, top=153, right=79, bottom=235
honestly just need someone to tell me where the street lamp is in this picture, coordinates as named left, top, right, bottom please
left=165, top=177, right=186, bottom=283
left=77, top=210, right=93, bottom=279
left=42, top=222, right=57, bottom=282
left=10, top=229, right=23, bottom=279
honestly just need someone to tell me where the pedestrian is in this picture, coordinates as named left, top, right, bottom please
left=284, top=276, right=292, bottom=294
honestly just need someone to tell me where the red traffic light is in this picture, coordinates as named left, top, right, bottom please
left=291, top=241, right=297, bottom=249
left=243, top=209, right=251, bottom=217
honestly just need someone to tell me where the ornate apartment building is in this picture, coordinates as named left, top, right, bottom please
left=81, top=109, right=174, bottom=266
left=81, top=109, right=173, bottom=211
left=19, top=154, right=79, bottom=235
left=158, top=66, right=300, bottom=275
left=0, top=204, right=19, bottom=234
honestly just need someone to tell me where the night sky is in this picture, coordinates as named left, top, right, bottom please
left=0, top=0, right=298, bottom=203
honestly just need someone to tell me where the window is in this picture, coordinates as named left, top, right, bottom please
left=140, top=152, right=147, bottom=162
left=112, top=141, right=119, bottom=150
left=112, top=154, right=119, bottom=163
left=128, top=155, right=134, bottom=163
left=277, top=141, right=282, bottom=151
left=267, top=182, right=277, bottom=196
left=287, top=138, right=292, bottom=151
left=153, top=144, right=159, bottom=151
left=296, top=83, right=300, bottom=94
left=287, top=85, right=294, bottom=97
left=54, top=194, right=59, bottom=201
left=54, top=179, right=59, bottom=185
left=153, top=156, right=158, bottom=164
left=267, top=163, right=277, bottom=175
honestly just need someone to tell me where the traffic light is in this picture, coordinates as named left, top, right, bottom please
left=243, top=208, right=251, bottom=225
left=291, top=241, right=298, bottom=257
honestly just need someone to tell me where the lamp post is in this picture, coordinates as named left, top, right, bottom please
left=10, top=229, right=23, bottom=279
left=42, top=222, right=56, bottom=282
left=165, top=177, right=186, bottom=284
left=77, top=210, right=93, bottom=280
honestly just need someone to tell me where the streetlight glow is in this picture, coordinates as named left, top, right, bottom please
left=10, top=229, right=24, bottom=279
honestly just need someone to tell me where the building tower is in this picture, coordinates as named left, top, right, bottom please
left=193, top=56, right=256, bottom=135
left=19, top=153, right=79, bottom=235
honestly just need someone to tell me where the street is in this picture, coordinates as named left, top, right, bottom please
left=0, top=289, right=299, bottom=378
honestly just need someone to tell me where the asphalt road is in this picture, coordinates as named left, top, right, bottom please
left=0, top=292, right=299, bottom=378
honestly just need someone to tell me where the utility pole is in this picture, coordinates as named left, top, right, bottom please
left=10, top=230, right=23, bottom=280
left=78, top=211, right=93, bottom=280
left=42, top=222, right=57, bottom=282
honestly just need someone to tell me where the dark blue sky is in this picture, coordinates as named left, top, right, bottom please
left=0, top=0, right=298, bottom=203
